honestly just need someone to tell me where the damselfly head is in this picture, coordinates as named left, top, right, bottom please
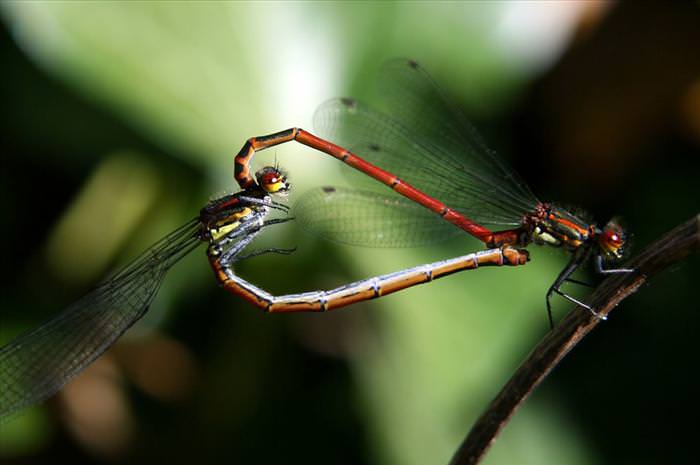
left=598, top=217, right=628, bottom=260
left=256, top=166, right=290, bottom=195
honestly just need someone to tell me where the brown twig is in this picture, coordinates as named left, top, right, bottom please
left=449, top=214, right=700, bottom=465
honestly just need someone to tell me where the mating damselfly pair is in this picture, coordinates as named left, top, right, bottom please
left=0, top=59, right=633, bottom=419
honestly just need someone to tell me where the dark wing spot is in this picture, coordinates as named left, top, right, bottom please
left=368, top=143, right=381, bottom=151
left=322, top=186, right=336, bottom=194
left=340, top=97, right=356, bottom=108
left=407, top=59, right=419, bottom=69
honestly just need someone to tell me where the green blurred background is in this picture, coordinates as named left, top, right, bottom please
left=0, top=2, right=698, bottom=464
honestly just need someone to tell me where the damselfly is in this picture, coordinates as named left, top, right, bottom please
left=232, top=59, right=634, bottom=327
left=0, top=165, right=295, bottom=419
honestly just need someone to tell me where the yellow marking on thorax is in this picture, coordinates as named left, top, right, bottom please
left=533, top=227, right=560, bottom=246
left=210, top=207, right=253, bottom=241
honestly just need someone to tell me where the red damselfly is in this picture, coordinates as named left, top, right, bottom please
left=232, top=59, right=634, bottom=327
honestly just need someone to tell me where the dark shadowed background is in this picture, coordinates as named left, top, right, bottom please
left=0, top=2, right=698, bottom=465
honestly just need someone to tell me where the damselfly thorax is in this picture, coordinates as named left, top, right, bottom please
left=488, top=204, right=624, bottom=258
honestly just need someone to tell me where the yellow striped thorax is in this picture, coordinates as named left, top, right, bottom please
left=209, top=206, right=254, bottom=241
left=198, top=165, right=290, bottom=244
left=532, top=207, right=592, bottom=250
left=200, top=194, right=260, bottom=242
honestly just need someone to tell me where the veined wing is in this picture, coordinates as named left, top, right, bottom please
left=294, top=186, right=459, bottom=248
left=314, top=59, right=539, bottom=227
left=0, top=219, right=201, bottom=420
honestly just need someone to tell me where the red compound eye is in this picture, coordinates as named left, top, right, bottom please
left=599, top=219, right=627, bottom=257
left=604, top=230, right=622, bottom=246
left=261, top=171, right=279, bottom=186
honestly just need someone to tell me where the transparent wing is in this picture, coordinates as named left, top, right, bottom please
left=295, top=186, right=460, bottom=248
left=0, top=219, right=202, bottom=420
left=378, top=58, right=536, bottom=199
left=314, top=58, right=539, bottom=227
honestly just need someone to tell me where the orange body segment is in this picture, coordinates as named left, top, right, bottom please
left=233, top=128, right=497, bottom=244
left=210, top=247, right=529, bottom=313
